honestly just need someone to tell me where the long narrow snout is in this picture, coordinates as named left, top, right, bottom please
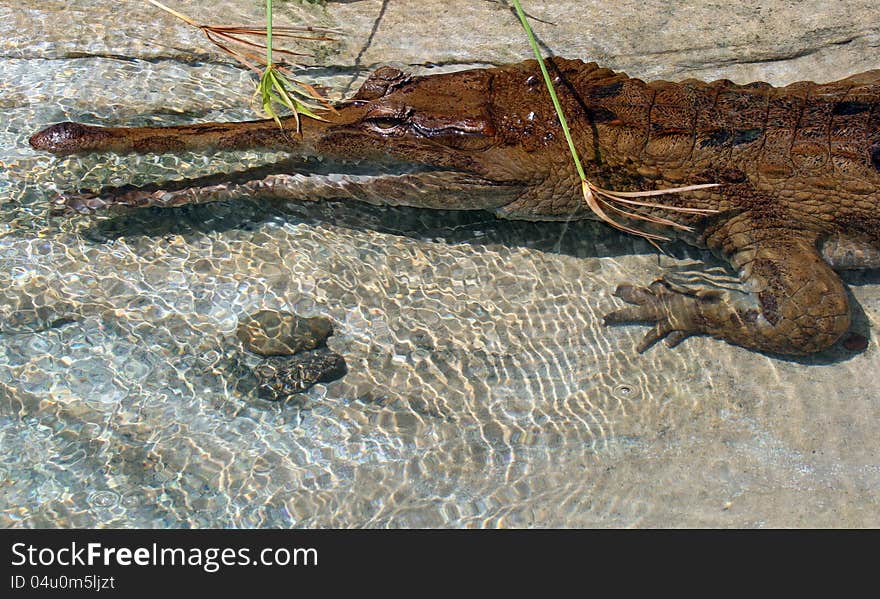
left=28, top=113, right=337, bottom=156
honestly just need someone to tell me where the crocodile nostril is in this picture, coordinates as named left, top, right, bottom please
left=870, top=142, right=880, bottom=172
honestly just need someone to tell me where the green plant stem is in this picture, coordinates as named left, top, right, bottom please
left=510, top=0, right=586, bottom=182
left=266, top=0, right=273, bottom=66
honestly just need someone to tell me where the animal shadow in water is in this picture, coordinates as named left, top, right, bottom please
left=75, top=192, right=874, bottom=365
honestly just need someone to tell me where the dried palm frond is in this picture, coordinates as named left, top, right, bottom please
left=145, top=0, right=337, bottom=128
left=583, top=181, right=720, bottom=243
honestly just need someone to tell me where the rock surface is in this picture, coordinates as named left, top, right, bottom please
left=254, top=348, right=348, bottom=401
left=2, top=1, right=877, bottom=83
left=237, top=309, right=334, bottom=357
left=237, top=309, right=346, bottom=399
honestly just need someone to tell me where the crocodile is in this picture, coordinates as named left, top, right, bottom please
left=29, top=58, right=880, bottom=356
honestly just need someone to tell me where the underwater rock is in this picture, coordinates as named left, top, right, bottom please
left=236, top=309, right=334, bottom=357
left=254, top=348, right=348, bottom=401
left=236, top=309, right=346, bottom=399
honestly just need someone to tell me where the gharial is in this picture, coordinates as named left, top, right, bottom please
left=29, top=57, right=880, bottom=357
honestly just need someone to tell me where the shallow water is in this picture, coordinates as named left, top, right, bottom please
left=1, top=1, right=879, bottom=527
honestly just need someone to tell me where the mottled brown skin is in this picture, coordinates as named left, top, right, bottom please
left=29, top=59, right=880, bottom=356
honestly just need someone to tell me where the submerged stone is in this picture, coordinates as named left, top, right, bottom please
left=254, top=348, right=348, bottom=401
left=236, top=309, right=334, bottom=357
left=236, top=309, right=346, bottom=399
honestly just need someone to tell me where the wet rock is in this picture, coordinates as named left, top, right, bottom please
left=254, top=348, right=348, bottom=401
left=236, top=309, right=334, bottom=357
left=236, top=309, right=347, bottom=399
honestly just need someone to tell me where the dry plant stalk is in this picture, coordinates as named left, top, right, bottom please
left=582, top=181, right=719, bottom=242
left=145, top=0, right=338, bottom=127
left=510, top=0, right=720, bottom=244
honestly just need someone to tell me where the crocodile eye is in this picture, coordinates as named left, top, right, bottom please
left=367, top=117, right=404, bottom=134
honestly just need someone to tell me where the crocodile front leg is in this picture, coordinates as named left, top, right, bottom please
left=604, top=215, right=852, bottom=356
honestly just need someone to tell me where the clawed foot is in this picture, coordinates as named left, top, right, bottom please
left=603, top=280, right=722, bottom=352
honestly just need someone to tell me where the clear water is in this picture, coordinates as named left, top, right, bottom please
left=1, top=1, right=879, bottom=528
